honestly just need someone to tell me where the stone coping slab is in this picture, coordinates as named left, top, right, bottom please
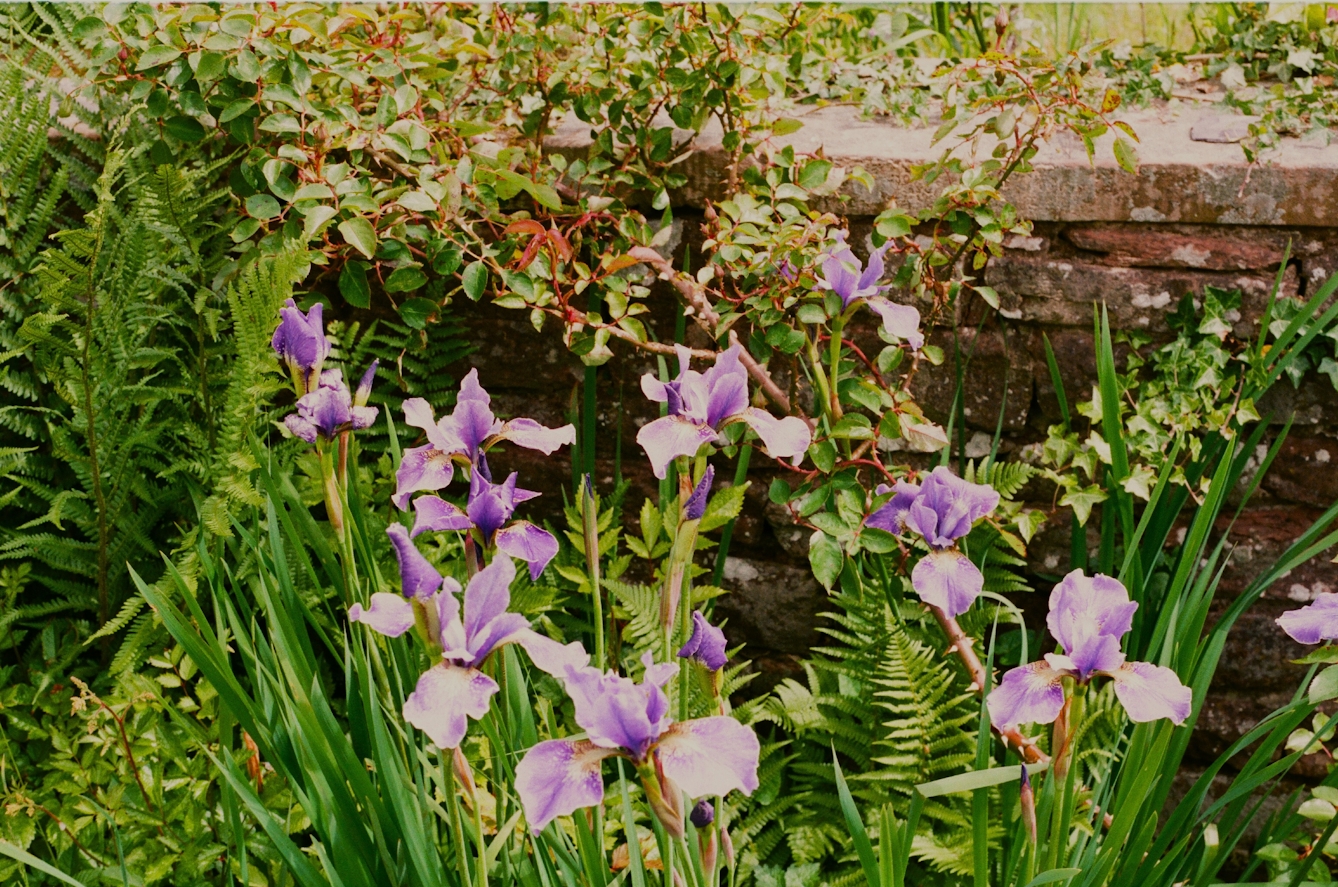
left=547, top=104, right=1338, bottom=226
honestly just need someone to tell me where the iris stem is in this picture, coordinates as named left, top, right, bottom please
left=828, top=314, right=846, bottom=423
left=806, top=329, right=834, bottom=425
left=582, top=479, right=606, bottom=668
left=443, top=750, right=473, bottom=887
left=1044, top=688, right=1085, bottom=872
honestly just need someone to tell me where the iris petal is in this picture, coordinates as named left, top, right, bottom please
left=654, top=716, right=760, bottom=800
left=1277, top=593, right=1338, bottom=645
left=401, top=663, right=498, bottom=749
left=1104, top=661, right=1193, bottom=724
left=911, top=549, right=983, bottom=618
left=987, top=660, right=1069, bottom=729
left=348, top=592, right=415, bottom=637
left=636, top=415, right=718, bottom=479
left=515, top=739, right=619, bottom=833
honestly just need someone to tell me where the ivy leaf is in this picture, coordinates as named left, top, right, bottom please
left=338, top=217, right=378, bottom=260
left=808, top=531, right=843, bottom=589
left=338, top=261, right=371, bottom=309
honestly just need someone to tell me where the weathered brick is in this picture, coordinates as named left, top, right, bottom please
left=1063, top=223, right=1292, bottom=271
left=983, top=255, right=1298, bottom=332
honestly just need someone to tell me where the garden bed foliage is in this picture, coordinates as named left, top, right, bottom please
left=6, top=4, right=1338, bottom=887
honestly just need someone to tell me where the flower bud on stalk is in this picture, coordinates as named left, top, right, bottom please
left=639, top=760, right=684, bottom=839
left=721, top=826, right=735, bottom=868
left=661, top=466, right=712, bottom=632
left=453, top=746, right=477, bottom=800
left=1020, top=763, right=1037, bottom=845
left=1052, top=695, right=1074, bottom=780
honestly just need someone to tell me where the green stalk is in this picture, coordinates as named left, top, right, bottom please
left=828, top=314, right=846, bottom=422
left=582, top=479, right=606, bottom=668
left=711, top=444, right=752, bottom=587
left=444, top=750, right=473, bottom=887
left=806, top=329, right=835, bottom=424
left=473, top=784, right=488, bottom=887
left=1045, top=689, right=1086, bottom=873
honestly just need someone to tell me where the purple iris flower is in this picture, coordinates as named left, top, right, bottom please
left=410, top=463, right=558, bottom=580
left=864, top=479, right=921, bottom=534
left=514, top=653, right=760, bottom=833
left=814, top=232, right=923, bottom=349
left=348, top=555, right=588, bottom=749
left=987, top=570, right=1192, bottom=729
left=1278, top=594, right=1338, bottom=645
left=284, top=368, right=379, bottom=443
left=896, top=467, right=999, bottom=618
left=678, top=611, right=729, bottom=671
left=637, top=344, right=811, bottom=480
left=394, top=369, right=575, bottom=510
left=271, top=298, right=331, bottom=395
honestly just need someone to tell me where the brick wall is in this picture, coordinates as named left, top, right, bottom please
left=461, top=105, right=1338, bottom=776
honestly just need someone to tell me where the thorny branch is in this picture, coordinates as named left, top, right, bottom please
left=628, top=246, right=796, bottom=417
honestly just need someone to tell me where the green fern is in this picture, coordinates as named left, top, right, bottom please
left=747, top=586, right=980, bottom=881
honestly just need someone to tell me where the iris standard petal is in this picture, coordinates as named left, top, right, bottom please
left=735, top=408, right=812, bottom=461
left=1047, top=570, right=1138, bottom=651
left=654, top=716, right=760, bottom=799
left=563, top=664, right=663, bottom=756
left=348, top=592, right=415, bottom=637
left=1104, top=661, right=1193, bottom=724
left=677, top=610, right=729, bottom=671
left=402, top=663, right=498, bottom=749
left=1277, top=593, right=1338, bottom=645
left=467, top=471, right=518, bottom=540
left=411, top=495, right=473, bottom=537
left=497, top=417, right=577, bottom=454
left=987, top=660, right=1069, bottom=729
left=637, top=415, right=719, bottom=479
left=911, top=549, right=984, bottom=618
left=702, top=345, right=749, bottom=428
left=394, top=446, right=456, bottom=511
left=386, top=523, right=444, bottom=598
left=450, top=397, right=499, bottom=461
left=904, top=467, right=999, bottom=547
left=818, top=250, right=861, bottom=306
left=457, top=368, right=490, bottom=404
left=515, top=739, right=619, bottom=833
left=494, top=521, right=560, bottom=580
left=1065, top=631, right=1126, bottom=681
left=463, top=555, right=516, bottom=643
left=864, top=480, right=921, bottom=534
